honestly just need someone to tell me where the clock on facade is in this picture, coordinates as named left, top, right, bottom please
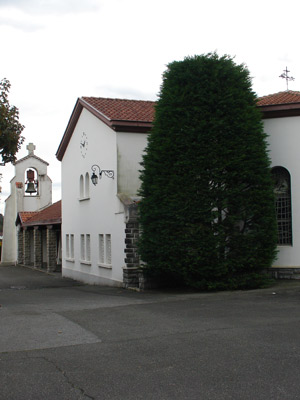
left=80, top=132, right=88, bottom=157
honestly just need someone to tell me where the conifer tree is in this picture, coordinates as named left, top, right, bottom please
left=138, top=53, right=277, bottom=290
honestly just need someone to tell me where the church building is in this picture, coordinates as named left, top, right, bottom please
left=56, top=91, right=300, bottom=288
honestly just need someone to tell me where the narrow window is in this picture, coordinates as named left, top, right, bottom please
left=99, top=234, right=104, bottom=263
left=272, top=167, right=292, bottom=245
left=66, top=234, right=70, bottom=258
left=80, top=234, right=85, bottom=260
left=86, top=234, right=91, bottom=262
left=105, top=234, right=112, bottom=264
left=98, top=234, right=112, bottom=266
left=70, top=234, right=74, bottom=258
left=80, top=175, right=84, bottom=199
left=85, top=172, right=90, bottom=198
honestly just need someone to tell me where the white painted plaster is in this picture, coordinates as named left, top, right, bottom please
left=1, top=151, right=52, bottom=265
left=61, top=109, right=146, bottom=286
left=117, top=132, right=148, bottom=196
left=265, top=115, right=300, bottom=267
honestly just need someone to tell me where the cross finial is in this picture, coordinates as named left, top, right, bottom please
left=26, top=143, right=36, bottom=155
left=279, top=67, right=295, bottom=91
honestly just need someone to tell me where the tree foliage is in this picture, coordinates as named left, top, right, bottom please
left=0, top=78, right=25, bottom=163
left=138, top=53, right=277, bottom=290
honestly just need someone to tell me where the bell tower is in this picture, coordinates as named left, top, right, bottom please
left=1, top=143, right=52, bottom=265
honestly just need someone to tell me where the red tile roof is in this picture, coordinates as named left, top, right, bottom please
left=257, top=91, right=300, bottom=106
left=21, top=201, right=61, bottom=227
left=18, top=211, right=38, bottom=225
left=56, top=97, right=155, bottom=161
left=81, top=97, right=155, bottom=122
left=57, top=91, right=300, bottom=161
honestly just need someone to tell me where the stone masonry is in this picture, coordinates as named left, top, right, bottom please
left=46, top=225, right=57, bottom=272
left=23, top=228, right=31, bottom=266
left=33, top=227, right=42, bottom=268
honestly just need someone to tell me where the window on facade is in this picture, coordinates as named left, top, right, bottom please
left=66, top=234, right=75, bottom=260
left=66, top=234, right=70, bottom=258
left=272, top=167, right=292, bottom=245
left=80, top=234, right=85, bottom=260
left=99, top=234, right=112, bottom=267
left=85, top=172, right=90, bottom=198
left=80, top=234, right=91, bottom=263
left=70, top=234, right=74, bottom=258
left=79, top=173, right=90, bottom=200
left=86, top=234, right=91, bottom=262
left=80, top=175, right=84, bottom=199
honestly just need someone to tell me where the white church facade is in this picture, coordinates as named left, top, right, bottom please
left=56, top=97, right=153, bottom=286
left=56, top=91, right=300, bottom=288
left=1, top=143, right=52, bottom=266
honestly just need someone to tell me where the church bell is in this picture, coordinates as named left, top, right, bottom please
left=25, top=169, right=37, bottom=195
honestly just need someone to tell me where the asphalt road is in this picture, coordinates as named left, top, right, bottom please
left=1, top=265, right=300, bottom=400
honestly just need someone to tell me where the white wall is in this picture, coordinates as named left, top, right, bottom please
left=265, top=115, right=300, bottom=267
left=1, top=154, right=52, bottom=265
left=117, top=132, right=148, bottom=196
left=61, top=109, right=127, bottom=286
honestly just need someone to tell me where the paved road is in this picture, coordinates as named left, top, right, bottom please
left=1, top=265, right=300, bottom=400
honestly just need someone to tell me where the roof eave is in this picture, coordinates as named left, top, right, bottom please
left=23, top=218, right=61, bottom=227
left=56, top=98, right=153, bottom=160
left=259, top=103, right=300, bottom=119
left=112, top=120, right=153, bottom=133
left=56, top=98, right=84, bottom=161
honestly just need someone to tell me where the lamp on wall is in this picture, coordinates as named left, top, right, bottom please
left=91, top=164, right=114, bottom=185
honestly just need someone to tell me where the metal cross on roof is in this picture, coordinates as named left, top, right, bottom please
left=279, top=67, right=295, bottom=91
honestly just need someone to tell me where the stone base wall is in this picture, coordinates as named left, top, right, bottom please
left=123, top=267, right=158, bottom=290
left=267, top=267, right=300, bottom=280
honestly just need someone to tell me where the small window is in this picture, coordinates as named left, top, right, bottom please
left=80, top=175, right=84, bottom=199
left=99, top=234, right=104, bottom=264
left=272, top=167, right=292, bottom=245
left=70, top=234, right=74, bottom=258
left=85, top=172, right=90, bottom=198
left=66, top=234, right=70, bottom=258
left=80, top=234, right=91, bottom=264
left=86, top=234, right=91, bottom=262
left=98, top=234, right=112, bottom=267
left=66, top=234, right=75, bottom=260
left=80, top=234, right=85, bottom=260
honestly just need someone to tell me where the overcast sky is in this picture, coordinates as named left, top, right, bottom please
left=0, top=0, right=299, bottom=214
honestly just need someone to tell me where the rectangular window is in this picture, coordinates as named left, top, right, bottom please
left=98, top=234, right=112, bottom=268
left=105, top=234, right=112, bottom=265
left=80, top=234, right=91, bottom=264
left=66, top=234, right=75, bottom=261
left=99, top=234, right=104, bottom=263
left=66, top=234, right=70, bottom=258
left=80, top=234, right=85, bottom=261
left=70, top=234, right=74, bottom=259
left=86, top=234, right=91, bottom=262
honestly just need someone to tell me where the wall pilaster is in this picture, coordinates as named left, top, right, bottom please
left=23, top=227, right=31, bottom=266
left=47, top=225, right=57, bottom=272
left=33, top=226, right=42, bottom=268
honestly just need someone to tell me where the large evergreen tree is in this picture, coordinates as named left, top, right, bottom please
left=138, top=53, right=277, bottom=290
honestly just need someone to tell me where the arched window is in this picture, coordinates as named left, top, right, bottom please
left=85, top=172, right=90, bottom=198
left=79, top=175, right=84, bottom=199
left=272, top=167, right=292, bottom=245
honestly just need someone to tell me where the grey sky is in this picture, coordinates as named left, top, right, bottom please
left=0, top=0, right=299, bottom=213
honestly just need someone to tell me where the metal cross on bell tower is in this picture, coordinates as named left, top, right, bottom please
left=279, top=67, right=295, bottom=91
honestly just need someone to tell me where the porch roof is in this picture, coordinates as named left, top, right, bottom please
left=17, top=201, right=61, bottom=227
